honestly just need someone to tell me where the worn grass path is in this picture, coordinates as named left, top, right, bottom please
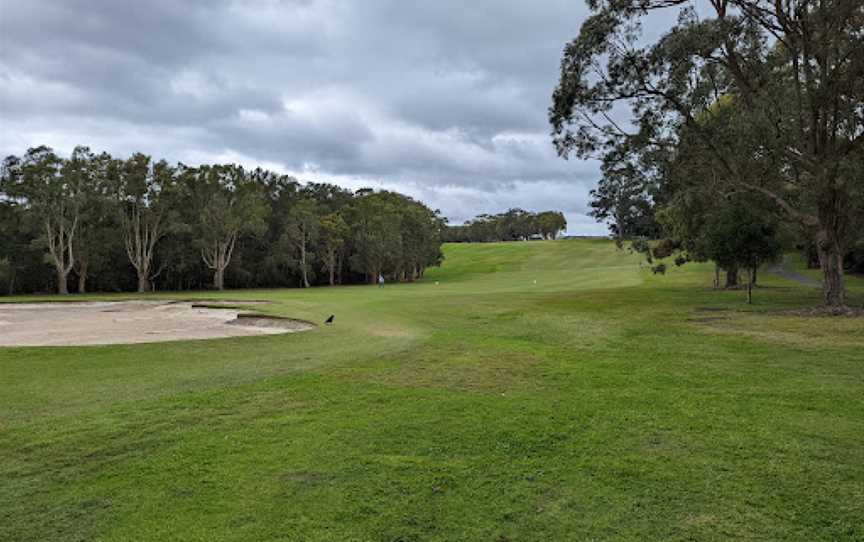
left=1, top=240, right=863, bottom=541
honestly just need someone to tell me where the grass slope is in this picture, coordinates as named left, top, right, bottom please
left=1, top=240, right=862, bottom=541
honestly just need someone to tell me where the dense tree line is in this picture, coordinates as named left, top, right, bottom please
left=552, top=0, right=864, bottom=306
left=444, top=209, right=567, bottom=243
left=0, top=146, right=445, bottom=295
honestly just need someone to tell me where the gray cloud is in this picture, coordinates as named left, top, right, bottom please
left=0, top=0, right=608, bottom=233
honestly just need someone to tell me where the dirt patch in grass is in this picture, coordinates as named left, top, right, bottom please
left=694, top=307, right=729, bottom=313
left=775, top=305, right=864, bottom=318
left=687, top=316, right=728, bottom=324
left=369, top=327, right=415, bottom=338
left=692, top=310, right=864, bottom=350
left=688, top=307, right=733, bottom=325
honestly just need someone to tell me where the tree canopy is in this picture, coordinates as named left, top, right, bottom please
left=0, top=146, right=445, bottom=294
left=551, top=0, right=864, bottom=306
left=444, top=209, right=567, bottom=243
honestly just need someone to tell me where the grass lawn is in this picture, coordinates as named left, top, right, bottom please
left=1, top=239, right=863, bottom=541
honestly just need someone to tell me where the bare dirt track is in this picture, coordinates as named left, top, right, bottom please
left=0, top=301, right=313, bottom=347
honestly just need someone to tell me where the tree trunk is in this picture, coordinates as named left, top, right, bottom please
left=713, top=265, right=721, bottom=290
left=214, top=267, right=225, bottom=291
left=203, top=237, right=236, bottom=292
left=7, top=268, right=15, bottom=295
left=750, top=267, right=757, bottom=287
left=804, top=243, right=820, bottom=269
left=746, top=268, right=754, bottom=305
left=724, top=267, right=738, bottom=289
left=137, top=272, right=151, bottom=293
left=300, top=242, right=310, bottom=288
left=77, top=264, right=88, bottom=294
left=56, top=269, right=69, bottom=295
left=816, top=228, right=845, bottom=307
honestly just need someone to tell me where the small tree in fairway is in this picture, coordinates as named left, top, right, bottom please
left=702, top=203, right=782, bottom=303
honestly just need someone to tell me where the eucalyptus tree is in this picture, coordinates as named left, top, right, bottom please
left=444, top=209, right=567, bottom=243
left=1, top=147, right=446, bottom=294
left=318, top=212, right=349, bottom=286
left=551, top=0, right=864, bottom=306
left=70, top=151, right=120, bottom=293
left=586, top=132, right=668, bottom=242
left=397, top=200, right=445, bottom=280
left=537, top=211, right=568, bottom=239
left=253, top=170, right=302, bottom=287
left=0, top=200, right=31, bottom=294
left=180, top=164, right=268, bottom=290
left=1, top=181, right=56, bottom=295
left=1, top=146, right=84, bottom=294
left=114, top=153, right=178, bottom=292
left=618, top=94, right=790, bottom=290
left=282, top=197, right=319, bottom=288
left=302, top=182, right=354, bottom=214
left=345, top=191, right=403, bottom=283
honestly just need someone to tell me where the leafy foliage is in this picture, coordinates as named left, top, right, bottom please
left=0, top=147, right=445, bottom=294
left=444, top=209, right=567, bottom=242
left=552, top=0, right=864, bottom=305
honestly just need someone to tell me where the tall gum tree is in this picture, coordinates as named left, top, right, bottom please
left=537, top=211, right=568, bottom=239
left=181, top=164, right=268, bottom=291
left=71, top=150, right=116, bottom=293
left=115, top=154, right=177, bottom=292
left=318, top=212, right=348, bottom=286
left=1, top=146, right=83, bottom=294
left=282, top=197, right=319, bottom=288
left=344, top=191, right=417, bottom=283
left=550, top=0, right=864, bottom=306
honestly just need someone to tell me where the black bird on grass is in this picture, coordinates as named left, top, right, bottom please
left=324, top=315, right=334, bottom=325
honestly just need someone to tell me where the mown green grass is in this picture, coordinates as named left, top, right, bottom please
left=1, top=239, right=863, bottom=541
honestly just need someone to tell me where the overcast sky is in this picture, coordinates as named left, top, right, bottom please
left=0, top=0, right=610, bottom=233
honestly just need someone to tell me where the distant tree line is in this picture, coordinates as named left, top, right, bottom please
left=551, top=1, right=864, bottom=306
left=0, top=146, right=445, bottom=295
left=444, top=209, right=567, bottom=243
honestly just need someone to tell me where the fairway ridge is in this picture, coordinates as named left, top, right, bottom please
left=1, top=240, right=862, bottom=541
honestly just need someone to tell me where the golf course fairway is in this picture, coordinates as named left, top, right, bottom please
left=1, top=239, right=862, bottom=540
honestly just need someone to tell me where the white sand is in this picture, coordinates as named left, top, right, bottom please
left=0, top=301, right=313, bottom=347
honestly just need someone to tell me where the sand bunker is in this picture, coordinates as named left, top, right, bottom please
left=0, top=301, right=314, bottom=347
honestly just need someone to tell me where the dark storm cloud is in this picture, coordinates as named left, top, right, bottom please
left=0, top=0, right=608, bottom=233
